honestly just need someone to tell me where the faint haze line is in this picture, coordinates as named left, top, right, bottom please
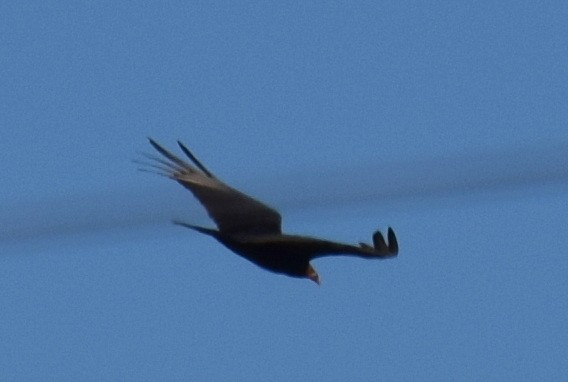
left=1, top=143, right=567, bottom=243
left=278, top=142, right=568, bottom=209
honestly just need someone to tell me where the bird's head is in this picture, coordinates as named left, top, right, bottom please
left=306, top=264, right=320, bottom=285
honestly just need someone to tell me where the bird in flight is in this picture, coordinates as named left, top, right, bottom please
left=141, top=138, right=398, bottom=285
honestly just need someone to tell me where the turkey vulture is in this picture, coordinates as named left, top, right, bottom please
left=142, top=138, right=398, bottom=284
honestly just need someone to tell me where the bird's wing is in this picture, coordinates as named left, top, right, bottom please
left=144, top=138, right=282, bottom=235
left=308, top=228, right=399, bottom=259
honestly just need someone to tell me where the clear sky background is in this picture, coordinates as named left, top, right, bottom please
left=1, top=2, right=567, bottom=381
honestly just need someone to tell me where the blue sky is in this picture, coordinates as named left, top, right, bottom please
left=1, top=1, right=567, bottom=380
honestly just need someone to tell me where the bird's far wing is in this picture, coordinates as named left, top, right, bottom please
left=308, top=228, right=399, bottom=260
left=144, top=138, right=282, bottom=235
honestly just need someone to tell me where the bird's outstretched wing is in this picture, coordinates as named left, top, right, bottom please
left=143, top=138, right=282, bottom=235
left=308, top=228, right=399, bottom=260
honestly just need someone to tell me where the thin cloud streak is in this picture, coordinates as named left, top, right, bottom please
left=1, top=143, right=567, bottom=242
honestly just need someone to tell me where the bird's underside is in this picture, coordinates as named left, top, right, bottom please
left=139, top=138, right=398, bottom=285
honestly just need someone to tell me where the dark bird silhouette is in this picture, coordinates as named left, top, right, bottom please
left=141, top=138, right=398, bottom=284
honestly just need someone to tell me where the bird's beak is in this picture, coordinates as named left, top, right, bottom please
left=307, top=264, right=320, bottom=285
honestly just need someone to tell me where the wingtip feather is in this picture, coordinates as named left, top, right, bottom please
left=387, top=227, right=399, bottom=255
left=177, top=140, right=214, bottom=177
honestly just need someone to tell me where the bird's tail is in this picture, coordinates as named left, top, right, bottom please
left=172, top=220, right=219, bottom=237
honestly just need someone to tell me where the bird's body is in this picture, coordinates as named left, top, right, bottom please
left=176, top=222, right=388, bottom=278
left=223, top=234, right=391, bottom=278
left=141, top=138, right=398, bottom=284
